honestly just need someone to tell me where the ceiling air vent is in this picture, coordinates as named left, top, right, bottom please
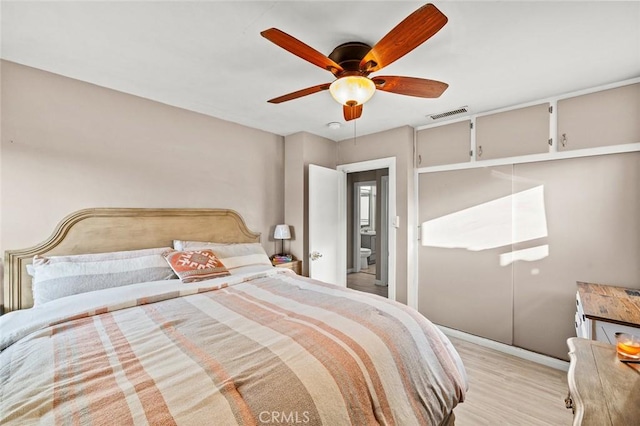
left=428, top=106, right=468, bottom=120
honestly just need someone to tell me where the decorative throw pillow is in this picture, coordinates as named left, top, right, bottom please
left=31, top=247, right=177, bottom=306
left=163, top=249, right=230, bottom=283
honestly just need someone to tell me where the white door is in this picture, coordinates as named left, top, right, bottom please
left=308, top=164, right=346, bottom=286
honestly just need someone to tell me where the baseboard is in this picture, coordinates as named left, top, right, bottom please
left=347, top=268, right=354, bottom=274
left=374, top=279, right=387, bottom=286
left=437, top=325, right=569, bottom=372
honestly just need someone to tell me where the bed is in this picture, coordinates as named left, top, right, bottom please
left=1, top=208, right=467, bottom=425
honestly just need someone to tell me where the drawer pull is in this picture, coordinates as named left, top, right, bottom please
left=565, top=393, right=574, bottom=412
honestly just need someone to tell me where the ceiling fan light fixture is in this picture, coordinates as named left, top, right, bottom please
left=329, top=76, right=375, bottom=106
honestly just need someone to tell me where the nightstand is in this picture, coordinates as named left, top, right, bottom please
left=273, top=259, right=302, bottom=275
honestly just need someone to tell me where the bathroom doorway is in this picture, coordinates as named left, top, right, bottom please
left=347, top=169, right=389, bottom=297
left=337, top=157, right=396, bottom=301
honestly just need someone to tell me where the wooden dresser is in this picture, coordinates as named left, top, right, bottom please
left=575, top=282, right=640, bottom=344
left=566, top=337, right=640, bottom=425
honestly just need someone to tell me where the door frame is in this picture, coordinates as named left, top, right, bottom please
left=338, top=157, right=396, bottom=301
left=380, top=175, right=389, bottom=285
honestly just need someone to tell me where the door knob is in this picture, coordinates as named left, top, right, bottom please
left=310, top=251, right=323, bottom=261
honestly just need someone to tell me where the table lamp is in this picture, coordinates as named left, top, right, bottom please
left=273, top=224, right=291, bottom=255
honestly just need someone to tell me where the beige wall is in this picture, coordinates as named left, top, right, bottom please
left=1, top=61, right=285, bottom=299
left=284, top=132, right=337, bottom=276
left=338, top=126, right=414, bottom=304
left=284, top=133, right=305, bottom=265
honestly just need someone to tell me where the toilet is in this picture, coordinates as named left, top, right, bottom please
left=360, top=248, right=372, bottom=269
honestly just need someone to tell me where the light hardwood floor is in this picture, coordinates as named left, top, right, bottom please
left=449, top=336, right=573, bottom=425
left=346, top=268, right=388, bottom=297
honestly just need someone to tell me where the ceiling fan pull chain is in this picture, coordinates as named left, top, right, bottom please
left=353, top=119, right=357, bottom=145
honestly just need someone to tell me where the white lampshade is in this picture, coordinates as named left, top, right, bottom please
left=273, top=224, right=291, bottom=240
left=329, top=76, right=376, bottom=106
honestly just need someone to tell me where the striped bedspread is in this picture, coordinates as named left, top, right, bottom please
left=1, top=268, right=467, bottom=425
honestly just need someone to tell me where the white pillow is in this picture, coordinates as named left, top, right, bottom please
left=31, top=247, right=176, bottom=305
left=173, top=240, right=225, bottom=251
left=211, top=243, right=272, bottom=270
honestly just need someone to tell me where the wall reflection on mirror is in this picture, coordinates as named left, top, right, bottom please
left=421, top=185, right=549, bottom=266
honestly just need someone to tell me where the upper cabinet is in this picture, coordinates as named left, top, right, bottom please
left=557, top=83, right=640, bottom=151
left=416, top=120, right=471, bottom=167
left=475, top=103, right=551, bottom=160
left=415, top=80, right=639, bottom=168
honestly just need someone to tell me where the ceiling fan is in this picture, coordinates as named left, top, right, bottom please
left=261, top=3, right=449, bottom=121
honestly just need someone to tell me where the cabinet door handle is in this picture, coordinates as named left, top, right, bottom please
left=561, top=133, right=567, bottom=147
left=478, top=145, right=483, bottom=158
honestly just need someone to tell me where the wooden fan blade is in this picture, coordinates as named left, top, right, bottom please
left=343, top=103, right=363, bottom=121
left=261, top=28, right=344, bottom=75
left=360, top=4, right=447, bottom=73
left=372, top=76, right=448, bottom=98
left=267, top=83, right=331, bottom=104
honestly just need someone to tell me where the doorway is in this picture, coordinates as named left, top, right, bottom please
left=342, top=164, right=392, bottom=298
left=309, top=157, right=395, bottom=300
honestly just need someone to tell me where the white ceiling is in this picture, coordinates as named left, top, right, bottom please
left=2, top=1, right=639, bottom=141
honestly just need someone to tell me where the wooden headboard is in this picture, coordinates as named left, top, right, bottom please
left=3, top=208, right=261, bottom=312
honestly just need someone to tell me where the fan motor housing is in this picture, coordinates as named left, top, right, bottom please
left=328, top=42, right=372, bottom=73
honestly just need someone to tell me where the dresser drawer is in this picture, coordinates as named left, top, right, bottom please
left=593, top=321, right=640, bottom=345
